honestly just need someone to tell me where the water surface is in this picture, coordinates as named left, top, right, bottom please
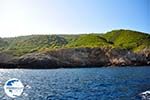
left=0, top=66, right=150, bottom=100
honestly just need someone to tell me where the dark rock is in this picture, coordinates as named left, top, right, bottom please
left=0, top=47, right=149, bottom=68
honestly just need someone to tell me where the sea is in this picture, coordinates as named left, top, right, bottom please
left=0, top=66, right=150, bottom=100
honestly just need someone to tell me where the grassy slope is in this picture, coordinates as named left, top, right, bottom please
left=0, top=38, right=8, bottom=51
left=0, top=29, right=149, bottom=56
left=66, top=34, right=111, bottom=47
left=103, top=29, right=150, bottom=50
left=3, top=35, right=68, bottom=56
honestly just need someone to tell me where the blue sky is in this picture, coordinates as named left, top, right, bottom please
left=0, top=0, right=149, bottom=37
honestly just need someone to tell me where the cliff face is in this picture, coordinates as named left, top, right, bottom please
left=0, top=29, right=150, bottom=56
left=0, top=29, right=149, bottom=68
left=0, top=47, right=149, bottom=69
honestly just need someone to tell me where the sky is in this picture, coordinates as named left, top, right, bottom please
left=0, top=0, right=149, bottom=37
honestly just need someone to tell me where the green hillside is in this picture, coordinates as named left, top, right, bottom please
left=66, top=34, right=112, bottom=47
left=3, top=35, right=68, bottom=56
left=0, top=29, right=149, bottom=56
left=0, top=38, right=8, bottom=51
left=103, top=29, right=150, bottom=50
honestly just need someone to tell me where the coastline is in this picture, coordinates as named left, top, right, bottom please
left=0, top=47, right=149, bottom=69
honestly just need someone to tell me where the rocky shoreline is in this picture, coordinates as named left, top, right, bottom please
left=0, top=47, right=149, bottom=69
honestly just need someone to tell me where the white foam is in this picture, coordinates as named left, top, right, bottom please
left=140, top=90, right=150, bottom=100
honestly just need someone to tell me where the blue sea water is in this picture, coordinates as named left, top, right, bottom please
left=0, top=66, right=150, bottom=100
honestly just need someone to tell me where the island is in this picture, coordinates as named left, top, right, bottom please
left=0, top=29, right=150, bottom=69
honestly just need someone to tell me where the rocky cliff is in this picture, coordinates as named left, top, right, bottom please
left=0, top=29, right=150, bottom=68
left=0, top=47, right=149, bottom=69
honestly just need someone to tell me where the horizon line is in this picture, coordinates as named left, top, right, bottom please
left=1, top=29, right=149, bottom=38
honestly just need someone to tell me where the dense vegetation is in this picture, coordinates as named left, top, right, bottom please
left=103, top=30, right=150, bottom=50
left=0, top=29, right=149, bottom=56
